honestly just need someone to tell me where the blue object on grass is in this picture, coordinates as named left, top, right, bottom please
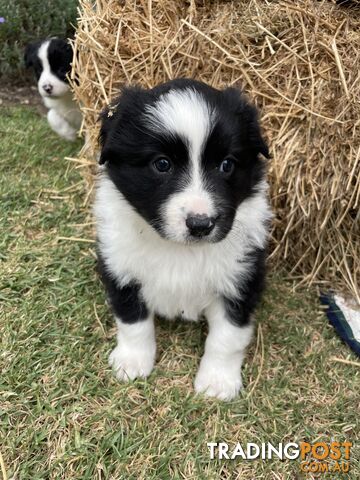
left=320, top=293, right=360, bottom=357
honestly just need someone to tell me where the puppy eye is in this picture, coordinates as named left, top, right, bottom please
left=219, top=157, right=235, bottom=175
left=153, top=157, right=172, bottom=173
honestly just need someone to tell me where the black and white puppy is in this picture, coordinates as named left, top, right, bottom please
left=95, top=79, right=271, bottom=400
left=24, top=38, right=81, bottom=141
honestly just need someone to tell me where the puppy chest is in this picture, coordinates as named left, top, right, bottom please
left=137, top=255, right=239, bottom=320
left=141, top=279, right=212, bottom=320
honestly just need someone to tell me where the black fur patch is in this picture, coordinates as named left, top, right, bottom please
left=223, top=248, right=267, bottom=326
left=47, top=39, right=73, bottom=83
left=24, top=41, right=42, bottom=79
left=97, top=252, right=148, bottom=324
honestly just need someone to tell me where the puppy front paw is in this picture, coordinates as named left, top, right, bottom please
left=109, top=345, right=155, bottom=381
left=194, top=362, right=243, bottom=401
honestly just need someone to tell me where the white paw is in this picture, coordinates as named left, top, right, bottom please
left=194, top=362, right=243, bottom=401
left=109, top=345, right=155, bottom=382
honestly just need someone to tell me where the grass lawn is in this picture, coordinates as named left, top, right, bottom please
left=1, top=106, right=359, bottom=479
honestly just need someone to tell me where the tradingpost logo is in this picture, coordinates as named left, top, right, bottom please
left=207, top=441, right=353, bottom=473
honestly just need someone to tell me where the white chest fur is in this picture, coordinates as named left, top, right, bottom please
left=95, top=174, right=271, bottom=320
left=43, top=94, right=82, bottom=130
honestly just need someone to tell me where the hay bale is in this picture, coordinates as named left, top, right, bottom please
left=71, top=0, right=360, bottom=301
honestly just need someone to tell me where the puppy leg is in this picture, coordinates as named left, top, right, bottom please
left=194, top=299, right=254, bottom=401
left=109, top=314, right=156, bottom=382
left=99, top=259, right=156, bottom=381
left=195, top=249, right=265, bottom=400
left=47, top=109, right=77, bottom=141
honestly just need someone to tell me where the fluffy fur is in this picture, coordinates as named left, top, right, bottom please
left=95, top=79, right=272, bottom=400
left=24, top=38, right=81, bottom=141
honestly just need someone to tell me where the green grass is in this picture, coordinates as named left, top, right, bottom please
left=1, top=106, right=359, bottom=479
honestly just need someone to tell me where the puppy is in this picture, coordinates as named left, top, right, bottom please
left=95, top=79, right=271, bottom=400
left=24, top=38, right=81, bottom=141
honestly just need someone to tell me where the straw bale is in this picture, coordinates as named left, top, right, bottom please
left=71, top=0, right=360, bottom=301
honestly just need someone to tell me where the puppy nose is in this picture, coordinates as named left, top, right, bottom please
left=43, top=84, right=53, bottom=94
left=186, top=214, right=215, bottom=237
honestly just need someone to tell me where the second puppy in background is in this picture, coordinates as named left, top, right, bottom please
left=24, top=38, right=82, bottom=141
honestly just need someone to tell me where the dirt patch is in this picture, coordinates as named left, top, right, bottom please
left=0, top=84, right=46, bottom=114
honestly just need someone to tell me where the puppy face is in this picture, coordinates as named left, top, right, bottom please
left=24, top=39, right=73, bottom=98
left=100, top=79, right=268, bottom=244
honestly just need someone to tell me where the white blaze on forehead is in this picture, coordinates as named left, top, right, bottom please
left=145, top=87, right=218, bottom=241
left=37, top=40, right=51, bottom=74
left=145, top=88, right=215, bottom=163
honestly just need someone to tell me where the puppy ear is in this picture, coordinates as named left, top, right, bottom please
left=222, top=87, right=270, bottom=159
left=98, top=100, right=119, bottom=165
left=98, top=87, right=150, bottom=165
left=248, top=110, right=270, bottom=159
left=24, top=42, right=38, bottom=68
left=56, top=39, right=73, bottom=62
